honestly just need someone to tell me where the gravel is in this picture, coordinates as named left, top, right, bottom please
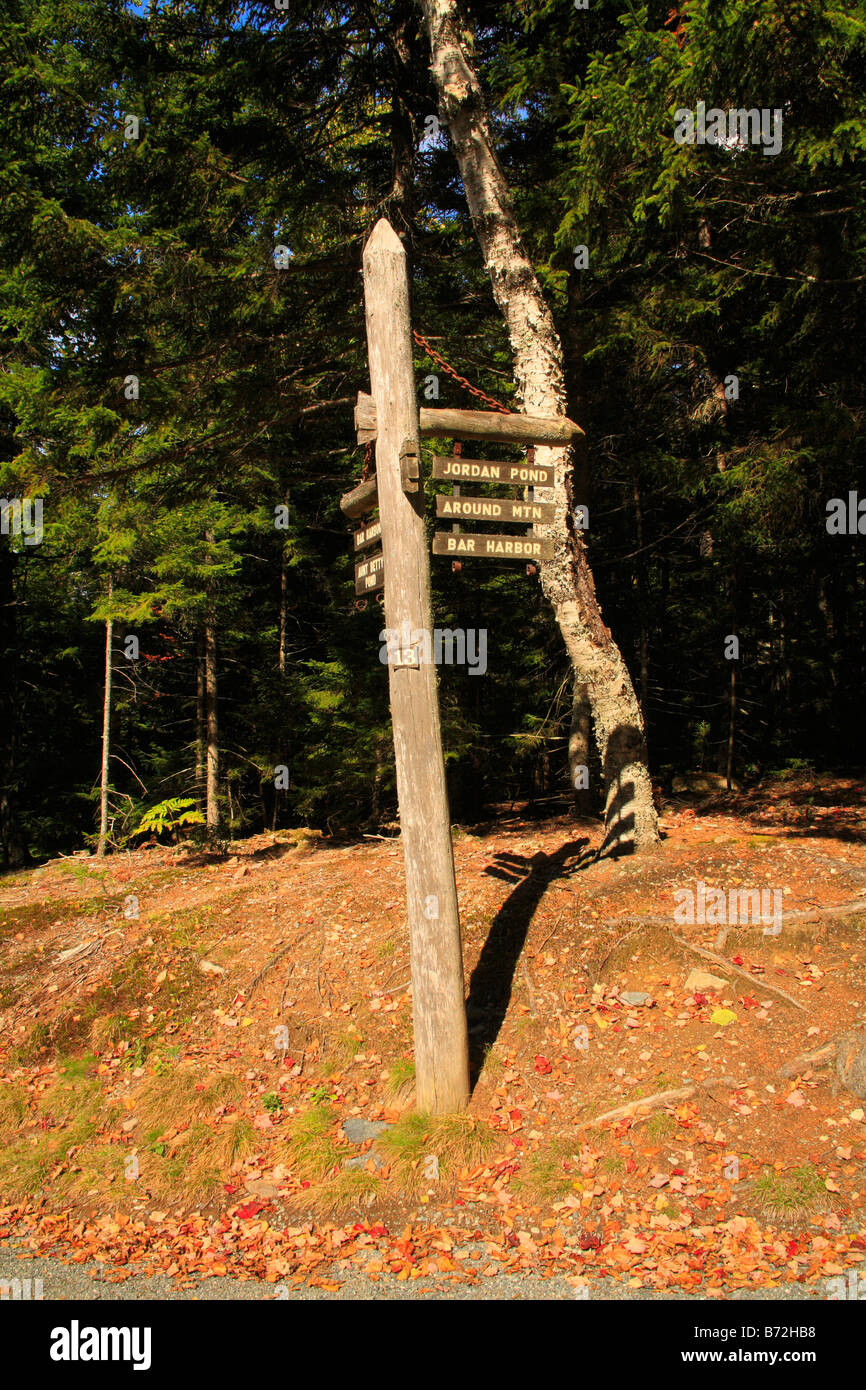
left=0, top=1240, right=843, bottom=1302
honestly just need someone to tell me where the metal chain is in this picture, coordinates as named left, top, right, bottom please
left=356, top=330, right=512, bottom=489
left=412, top=328, right=512, bottom=415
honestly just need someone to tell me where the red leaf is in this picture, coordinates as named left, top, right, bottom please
left=237, top=1201, right=266, bottom=1219
left=534, top=1055, right=552, bottom=1075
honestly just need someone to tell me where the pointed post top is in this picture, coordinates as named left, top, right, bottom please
left=364, top=217, right=405, bottom=258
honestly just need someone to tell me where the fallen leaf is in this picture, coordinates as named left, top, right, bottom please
left=709, top=1008, right=737, bottom=1026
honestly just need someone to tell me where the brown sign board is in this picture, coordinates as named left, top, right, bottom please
left=355, top=391, right=584, bottom=449
left=432, top=532, right=554, bottom=561
left=431, top=456, right=556, bottom=487
left=435, top=495, right=555, bottom=525
left=354, top=549, right=385, bottom=593
left=353, top=518, right=382, bottom=551
left=340, top=474, right=378, bottom=519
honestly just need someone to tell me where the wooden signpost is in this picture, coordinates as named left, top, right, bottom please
left=357, top=220, right=470, bottom=1115
left=341, top=218, right=582, bottom=1115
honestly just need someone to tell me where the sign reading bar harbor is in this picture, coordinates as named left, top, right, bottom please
left=355, top=549, right=384, bottom=593
left=431, top=456, right=555, bottom=486
left=353, top=518, right=382, bottom=551
left=432, top=532, right=554, bottom=561
left=435, top=495, right=555, bottom=524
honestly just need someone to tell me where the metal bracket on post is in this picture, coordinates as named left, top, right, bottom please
left=399, top=438, right=421, bottom=493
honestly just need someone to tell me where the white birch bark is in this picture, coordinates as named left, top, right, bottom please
left=419, top=0, right=659, bottom=850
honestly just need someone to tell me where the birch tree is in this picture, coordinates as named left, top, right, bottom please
left=418, top=0, right=659, bottom=851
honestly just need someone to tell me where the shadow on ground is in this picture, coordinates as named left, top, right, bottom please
left=466, top=838, right=594, bottom=1088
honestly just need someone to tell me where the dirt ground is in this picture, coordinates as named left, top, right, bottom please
left=1, top=771, right=865, bottom=1297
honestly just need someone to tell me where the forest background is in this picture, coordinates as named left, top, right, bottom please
left=1, top=0, right=864, bottom=868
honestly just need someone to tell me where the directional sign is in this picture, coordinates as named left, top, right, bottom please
left=435, top=495, right=554, bottom=525
left=432, top=532, right=554, bottom=561
left=353, top=518, right=382, bottom=551
left=355, top=549, right=385, bottom=593
left=431, top=456, right=556, bottom=487
left=340, top=474, right=378, bottom=519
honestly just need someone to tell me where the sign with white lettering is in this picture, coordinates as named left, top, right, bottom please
left=353, top=518, right=382, bottom=551
left=355, top=550, right=385, bottom=593
left=435, top=495, right=554, bottom=524
left=432, top=532, right=554, bottom=561
left=431, top=456, right=556, bottom=486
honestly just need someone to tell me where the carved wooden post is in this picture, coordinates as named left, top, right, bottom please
left=363, top=218, right=470, bottom=1113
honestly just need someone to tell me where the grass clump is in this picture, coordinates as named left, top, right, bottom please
left=0, top=1084, right=28, bottom=1139
left=377, top=1111, right=496, bottom=1194
left=386, top=1058, right=415, bottom=1104
left=130, top=1068, right=254, bottom=1202
left=0, top=1068, right=112, bottom=1200
left=324, top=1027, right=364, bottom=1067
left=281, top=1103, right=384, bottom=1213
left=309, top=1167, right=381, bottom=1215
left=514, top=1136, right=579, bottom=1203
left=478, top=1043, right=506, bottom=1083
left=137, top=1067, right=244, bottom=1137
left=89, top=1014, right=136, bottom=1054
left=148, top=1116, right=257, bottom=1203
left=646, top=1111, right=676, bottom=1141
left=58, top=1052, right=98, bottom=1081
left=754, top=1164, right=831, bottom=1220
left=284, top=1103, right=342, bottom=1183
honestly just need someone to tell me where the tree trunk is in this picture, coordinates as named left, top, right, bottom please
left=632, top=471, right=650, bottom=720
left=371, top=733, right=385, bottom=827
left=97, top=580, right=113, bottom=858
left=385, top=4, right=417, bottom=239
left=726, top=661, right=736, bottom=792
left=419, top=0, right=658, bottom=852
left=204, top=597, right=219, bottom=839
left=195, top=630, right=205, bottom=808
left=278, top=550, right=288, bottom=676
left=568, top=678, right=593, bottom=816
left=278, top=488, right=289, bottom=676
left=725, top=571, right=737, bottom=790
left=0, top=539, right=29, bottom=870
